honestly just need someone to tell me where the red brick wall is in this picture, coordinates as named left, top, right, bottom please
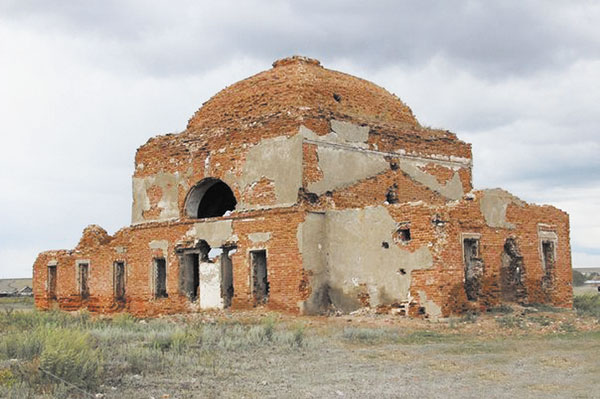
left=34, top=208, right=307, bottom=316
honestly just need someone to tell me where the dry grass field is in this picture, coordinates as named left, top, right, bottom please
left=0, top=294, right=599, bottom=399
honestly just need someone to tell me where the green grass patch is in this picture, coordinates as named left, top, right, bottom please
left=574, top=294, right=600, bottom=319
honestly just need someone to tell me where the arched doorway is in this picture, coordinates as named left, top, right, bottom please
left=184, top=178, right=237, bottom=218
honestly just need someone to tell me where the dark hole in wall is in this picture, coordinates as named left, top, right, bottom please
left=78, top=263, right=89, bottom=300
left=382, top=241, right=389, bottom=249
left=155, top=258, right=168, bottom=298
left=386, top=183, right=399, bottom=204
left=389, top=160, right=399, bottom=170
left=197, top=181, right=237, bottom=218
left=501, top=238, right=526, bottom=302
left=398, top=268, right=406, bottom=275
left=542, top=241, right=555, bottom=272
left=198, top=182, right=236, bottom=218
left=541, top=240, right=556, bottom=292
left=298, top=188, right=319, bottom=204
left=463, top=238, right=483, bottom=301
left=251, top=250, right=269, bottom=305
left=114, top=261, right=126, bottom=302
left=398, top=228, right=411, bottom=242
left=47, top=265, right=57, bottom=299
left=333, top=93, right=342, bottom=102
left=180, top=242, right=209, bottom=302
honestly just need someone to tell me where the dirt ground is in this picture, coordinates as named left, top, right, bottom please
left=105, top=307, right=600, bottom=399
left=1, top=297, right=599, bottom=399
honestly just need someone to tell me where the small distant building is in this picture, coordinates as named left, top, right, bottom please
left=0, top=278, right=33, bottom=297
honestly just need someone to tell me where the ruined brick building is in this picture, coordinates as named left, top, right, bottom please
left=33, top=56, right=573, bottom=318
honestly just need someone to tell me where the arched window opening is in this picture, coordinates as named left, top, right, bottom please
left=185, top=178, right=237, bottom=219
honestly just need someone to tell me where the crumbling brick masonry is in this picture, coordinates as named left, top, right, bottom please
left=33, top=56, right=573, bottom=318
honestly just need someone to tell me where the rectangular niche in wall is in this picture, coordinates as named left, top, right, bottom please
left=462, top=234, right=483, bottom=301
left=114, top=261, right=126, bottom=302
left=181, top=253, right=200, bottom=301
left=220, top=248, right=234, bottom=308
left=541, top=241, right=555, bottom=272
left=47, top=264, right=57, bottom=299
left=250, top=250, right=268, bottom=305
left=77, top=261, right=90, bottom=300
left=538, top=227, right=558, bottom=274
left=154, top=258, right=168, bottom=298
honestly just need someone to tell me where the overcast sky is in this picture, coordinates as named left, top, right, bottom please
left=0, top=0, right=599, bottom=278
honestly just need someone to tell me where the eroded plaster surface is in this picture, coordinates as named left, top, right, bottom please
left=299, top=124, right=368, bottom=148
left=480, top=189, right=525, bottom=229
left=398, top=160, right=464, bottom=200
left=301, top=123, right=465, bottom=199
left=330, top=120, right=370, bottom=143
left=132, top=171, right=190, bottom=224
left=418, top=290, right=442, bottom=321
left=149, top=240, right=169, bottom=257
left=299, top=206, right=434, bottom=313
left=248, top=232, right=272, bottom=243
left=297, top=213, right=327, bottom=313
left=307, top=147, right=389, bottom=195
left=185, top=220, right=235, bottom=248
left=235, top=134, right=303, bottom=209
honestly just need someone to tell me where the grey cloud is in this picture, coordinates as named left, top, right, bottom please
left=2, top=1, right=599, bottom=79
left=1, top=1, right=599, bottom=278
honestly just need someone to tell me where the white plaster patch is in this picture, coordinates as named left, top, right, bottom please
left=185, top=220, right=235, bottom=248
left=326, top=206, right=434, bottom=307
left=199, top=261, right=223, bottom=309
left=248, top=232, right=272, bottom=243
left=398, top=159, right=464, bottom=200
left=132, top=169, right=193, bottom=224
left=235, top=134, right=303, bottom=209
left=307, top=146, right=389, bottom=195
left=480, top=189, right=525, bottom=229
left=330, top=120, right=369, bottom=143
left=149, top=240, right=169, bottom=257
left=418, top=290, right=442, bottom=321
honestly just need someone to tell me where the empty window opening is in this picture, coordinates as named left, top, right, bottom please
left=221, top=248, right=234, bottom=308
left=393, top=225, right=411, bottom=244
left=501, top=238, right=526, bottom=302
left=251, top=250, right=269, bottom=305
left=541, top=241, right=555, bottom=273
left=154, top=258, right=168, bottom=298
left=114, top=261, right=126, bottom=302
left=184, top=178, right=237, bottom=219
left=179, top=241, right=209, bottom=302
left=78, top=262, right=89, bottom=300
left=47, top=265, right=57, bottom=299
left=463, top=238, right=483, bottom=301
left=398, top=228, right=411, bottom=242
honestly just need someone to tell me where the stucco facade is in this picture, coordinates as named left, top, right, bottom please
left=33, top=56, right=572, bottom=318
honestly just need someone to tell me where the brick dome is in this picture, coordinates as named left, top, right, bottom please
left=186, top=56, right=419, bottom=133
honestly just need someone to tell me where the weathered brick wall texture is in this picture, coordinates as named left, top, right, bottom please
left=33, top=56, right=572, bottom=318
